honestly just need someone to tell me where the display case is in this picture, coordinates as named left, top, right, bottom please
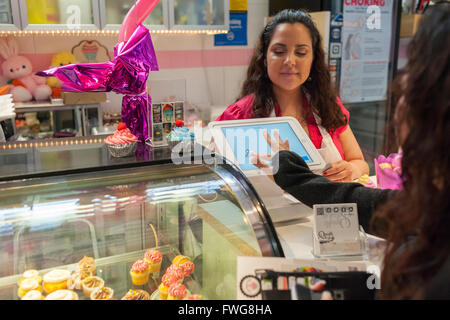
left=0, top=144, right=283, bottom=300
left=11, top=102, right=102, bottom=141
left=18, top=0, right=101, bottom=31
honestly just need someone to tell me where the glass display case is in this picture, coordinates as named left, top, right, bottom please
left=0, top=144, right=283, bottom=300
left=169, top=0, right=229, bottom=31
left=100, top=0, right=169, bottom=31
left=19, top=0, right=101, bottom=30
left=11, top=102, right=101, bottom=141
left=0, top=0, right=21, bottom=30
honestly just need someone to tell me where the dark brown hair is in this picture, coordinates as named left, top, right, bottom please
left=382, top=68, right=407, bottom=155
left=372, top=4, right=450, bottom=299
left=238, top=9, right=346, bottom=131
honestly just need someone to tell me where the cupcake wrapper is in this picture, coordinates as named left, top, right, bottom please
left=107, top=142, right=137, bottom=158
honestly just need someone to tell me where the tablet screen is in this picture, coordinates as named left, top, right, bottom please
left=221, top=122, right=313, bottom=171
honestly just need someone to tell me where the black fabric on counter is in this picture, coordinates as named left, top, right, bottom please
left=273, top=150, right=394, bottom=237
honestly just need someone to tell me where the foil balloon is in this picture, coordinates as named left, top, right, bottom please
left=119, top=0, right=161, bottom=43
left=37, top=24, right=159, bottom=142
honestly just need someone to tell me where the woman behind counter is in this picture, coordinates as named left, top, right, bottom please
left=216, top=9, right=369, bottom=182
left=273, top=3, right=450, bottom=299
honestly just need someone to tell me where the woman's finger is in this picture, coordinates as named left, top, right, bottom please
left=263, top=129, right=275, bottom=150
left=325, top=170, right=351, bottom=182
left=323, top=161, right=345, bottom=176
left=250, top=152, right=270, bottom=169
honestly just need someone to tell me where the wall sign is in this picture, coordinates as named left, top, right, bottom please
left=214, top=12, right=247, bottom=46
left=340, top=0, right=394, bottom=103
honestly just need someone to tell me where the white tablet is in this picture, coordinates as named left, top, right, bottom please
left=209, top=117, right=327, bottom=175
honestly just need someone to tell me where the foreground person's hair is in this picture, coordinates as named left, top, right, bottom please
left=372, top=4, right=450, bottom=299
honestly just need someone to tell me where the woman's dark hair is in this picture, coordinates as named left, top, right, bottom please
left=382, top=68, right=407, bottom=154
left=372, top=3, right=450, bottom=299
left=238, top=9, right=346, bottom=131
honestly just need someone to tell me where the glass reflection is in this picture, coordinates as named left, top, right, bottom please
left=174, top=0, right=224, bottom=25
left=105, top=0, right=164, bottom=25
left=26, top=0, right=94, bottom=25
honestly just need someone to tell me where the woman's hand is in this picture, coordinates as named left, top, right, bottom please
left=323, top=160, right=355, bottom=182
left=249, top=129, right=289, bottom=179
left=251, top=129, right=290, bottom=165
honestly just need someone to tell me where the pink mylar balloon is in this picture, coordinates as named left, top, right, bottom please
left=118, top=0, right=160, bottom=42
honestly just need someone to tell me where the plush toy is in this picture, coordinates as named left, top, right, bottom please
left=47, top=51, right=76, bottom=98
left=0, top=37, right=51, bottom=102
left=47, top=51, right=76, bottom=88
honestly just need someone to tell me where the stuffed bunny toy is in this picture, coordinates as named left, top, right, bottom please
left=0, top=37, right=51, bottom=102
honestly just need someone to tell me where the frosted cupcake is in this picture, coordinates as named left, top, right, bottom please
left=144, top=249, right=163, bottom=274
left=43, top=269, right=71, bottom=294
left=81, top=276, right=105, bottom=297
left=159, top=273, right=178, bottom=300
left=121, top=289, right=150, bottom=300
left=129, top=259, right=150, bottom=286
left=172, top=255, right=191, bottom=267
left=90, top=287, right=114, bottom=300
left=18, top=269, right=42, bottom=286
left=105, top=122, right=138, bottom=157
left=167, top=120, right=195, bottom=149
left=45, top=289, right=79, bottom=300
left=78, top=256, right=96, bottom=276
left=167, top=283, right=187, bottom=300
left=21, top=290, right=44, bottom=300
left=165, top=264, right=184, bottom=283
left=181, top=261, right=195, bottom=278
left=18, top=278, right=42, bottom=298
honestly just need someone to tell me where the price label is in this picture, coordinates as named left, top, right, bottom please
left=312, top=203, right=361, bottom=257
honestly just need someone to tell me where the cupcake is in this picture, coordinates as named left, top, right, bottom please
left=17, top=278, right=42, bottom=298
left=77, top=256, right=96, bottom=276
left=165, top=264, right=184, bottom=283
left=158, top=273, right=178, bottom=300
left=67, top=271, right=83, bottom=291
left=183, top=294, right=203, bottom=300
left=90, top=287, right=114, bottom=300
left=121, top=289, right=150, bottom=300
left=167, top=283, right=187, bottom=300
left=105, top=122, right=138, bottom=157
left=167, top=120, right=195, bottom=150
left=144, top=249, right=163, bottom=274
left=181, top=261, right=195, bottom=278
left=21, top=290, right=44, bottom=300
left=43, top=269, right=71, bottom=294
left=81, top=276, right=105, bottom=297
left=172, top=255, right=191, bottom=267
left=18, top=269, right=42, bottom=286
left=129, top=259, right=150, bottom=286
left=45, top=289, right=79, bottom=300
